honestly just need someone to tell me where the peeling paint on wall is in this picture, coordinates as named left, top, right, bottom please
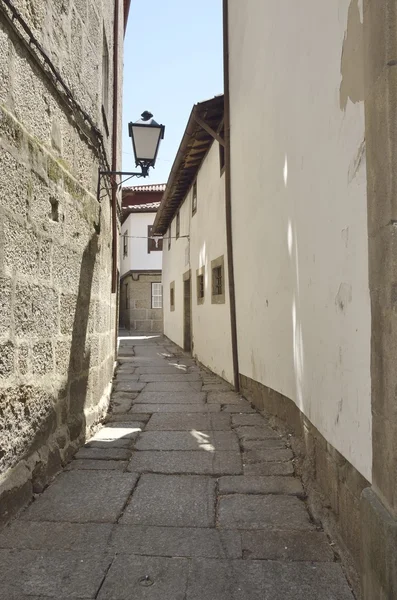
left=340, top=0, right=364, bottom=111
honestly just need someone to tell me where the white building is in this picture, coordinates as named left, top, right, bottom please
left=119, top=185, right=165, bottom=332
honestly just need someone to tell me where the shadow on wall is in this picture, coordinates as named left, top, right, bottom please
left=0, top=233, right=101, bottom=523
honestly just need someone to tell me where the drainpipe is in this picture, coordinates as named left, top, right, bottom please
left=223, top=0, right=240, bottom=392
left=112, top=0, right=120, bottom=357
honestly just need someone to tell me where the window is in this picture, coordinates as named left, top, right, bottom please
left=196, top=266, right=205, bottom=305
left=170, top=281, right=175, bottom=311
left=219, top=126, right=225, bottom=173
left=151, top=282, right=163, bottom=308
left=148, top=225, right=163, bottom=253
left=102, top=29, right=109, bottom=133
left=125, top=283, right=129, bottom=309
left=168, top=227, right=171, bottom=251
left=123, top=231, right=128, bottom=258
left=176, top=211, right=180, bottom=239
left=211, top=256, right=225, bottom=304
left=192, top=180, right=197, bottom=215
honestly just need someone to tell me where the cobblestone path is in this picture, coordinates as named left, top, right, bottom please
left=0, top=334, right=355, bottom=599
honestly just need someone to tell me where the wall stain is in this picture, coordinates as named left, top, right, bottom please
left=340, top=0, right=364, bottom=111
left=348, top=138, right=366, bottom=183
left=335, top=283, right=352, bottom=312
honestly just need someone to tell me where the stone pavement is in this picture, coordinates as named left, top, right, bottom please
left=0, top=334, right=355, bottom=599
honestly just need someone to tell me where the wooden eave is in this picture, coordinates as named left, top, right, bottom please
left=153, top=95, right=224, bottom=235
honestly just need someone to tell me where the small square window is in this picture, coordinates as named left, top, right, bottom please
left=192, top=180, right=197, bottom=215
left=151, top=282, right=163, bottom=308
left=170, top=281, right=175, bottom=311
left=211, top=256, right=225, bottom=304
left=123, top=231, right=128, bottom=258
left=196, top=266, right=205, bottom=305
left=176, top=211, right=180, bottom=239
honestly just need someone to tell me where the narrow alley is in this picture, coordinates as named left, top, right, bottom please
left=0, top=334, right=354, bottom=599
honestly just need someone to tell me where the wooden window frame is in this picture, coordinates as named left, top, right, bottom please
left=196, top=265, right=205, bottom=305
left=192, top=180, right=197, bottom=215
left=211, top=255, right=225, bottom=304
left=170, top=281, right=175, bottom=311
left=151, top=282, right=163, bottom=309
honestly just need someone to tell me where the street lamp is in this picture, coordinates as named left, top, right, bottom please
left=97, top=111, right=165, bottom=200
left=128, top=111, right=165, bottom=177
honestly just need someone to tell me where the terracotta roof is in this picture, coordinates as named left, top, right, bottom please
left=122, top=184, right=167, bottom=193
left=153, top=95, right=224, bottom=235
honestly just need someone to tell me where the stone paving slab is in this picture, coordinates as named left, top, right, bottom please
left=241, top=530, right=334, bottom=561
left=241, top=438, right=287, bottom=450
left=120, top=474, right=216, bottom=527
left=97, top=555, right=189, bottom=600
left=105, top=413, right=151, bottom=423
left=109, top=525, right=242, bottom=559
left=136, top=366, right=190, bottom=374
left=20, top=471, right=139, bottom=523
left=185, top=559, right=354, bottom=600
left=114, top=372, right=140, bottom=380
left=145, top=413, right=231, bottom=431
left=133, top=391, right=206, bottom=404
left=143, top=381, right=203, bottom=392
left=139, top=373, right=202, bottom=382
left=75, top=447, right=131, bottom=460
left=0, top=549, right=111, bottom=598
left=85, top=439, right=133, bottom=448
left=130, top=403, right=220, bottom=413
left=218, top=476, right=304, bottom=496
left=232, top=414, right=269, bottom=427
left=98, top=423, right=146, bottom=435
left=66, top=459, right=128, bottom=471
left=202, top=383, right=232, bottom=391
left=113, top=381, right=146, bottom=393
left=221, top=404, right=256, bottom=413
left=0, top=521, right=113, bottom=551
left=207, top=391, right=246, bottom=404
left=243, top=462, right=294, bottom=476
left=128, top=450, right=243, bottom=475
left=235, top=425, right=282, bottom=440
left=135, top=431, right=240, bottom=451
left=243, top=448, right=294, bottom=463
left=218, top=494, right=314, bottom=530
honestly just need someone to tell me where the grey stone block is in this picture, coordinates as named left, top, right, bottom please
left=207, top=391, right=246, bottom=404
left=114, top=372, right=140, bottom=380
left=0, top=521, right=112, bottom=552
left=221, top=404, right=256, bottom=413
left=134, top=391, right=206, bottom=404
left=218, top=494, right=313, bottom=530
left=113, top=381, right=145, bottom=392
left=0, top=549, right=111, bottom=598
left=218, top=476, right=304, bottom=497
left=145, top=413, right=231, bottom=431
left=232, top=414, right=267, bottom=426
left=135, top=431, right=239, bottom=451
left=20, top=471, right=139, bottom=523
left=74, top=447, right=131, bottom=460
left=202, top=383, right=232, bottom=391
left=128, top=451, right=242, bottom=475
left=110, top=525, right=241, bottom=559
left=139, top=373, right=201, bottom=382
left=136, top=366, right=189, bottom=374
left=67, top=459, right=128, bottom=471
left=130, top=403, right=220, bottom=413
left=185, top=559, right=354, bottom=600
left=85, top=439, right=133, bottom=448
left=241, top=530, right=334, bottom=561
left=105, top=414, right=151, bottom=423
left=120, top=474, right=216, bottom=527
left=235, top=425, right=281, bottom=440
left=97, top=555, right=189, bottom=600
left=241, top=439, right=287, bottom=450
left=243, top=462, right=294, bottom=476
left=244, top=448, right=294, bottom=463
left=143, top=381, right=202, bottom=392
left=94, top=424, right=145, bottom=436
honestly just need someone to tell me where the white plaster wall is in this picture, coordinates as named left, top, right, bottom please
left=120, top=212, right=162, bottom=275
left=228, top=0, right=372, bottom=480
left=162, top=142, right=233, bottom=382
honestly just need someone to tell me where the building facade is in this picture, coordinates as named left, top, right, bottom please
left=155, top=1, right=397, bottom=596
left=119, top=185, right=165, bottom=333
left=0, top=0, right=127, bottom=522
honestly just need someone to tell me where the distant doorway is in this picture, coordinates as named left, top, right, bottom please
left=183, top=271, right=192, bottom=352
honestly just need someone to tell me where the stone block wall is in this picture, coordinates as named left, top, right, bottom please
left=120, top=273, right=163, bottom=333
left=0, top=0, right=122, bottom=523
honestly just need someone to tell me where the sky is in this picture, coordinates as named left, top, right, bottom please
left=122, top=0, right=224, bottom=186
